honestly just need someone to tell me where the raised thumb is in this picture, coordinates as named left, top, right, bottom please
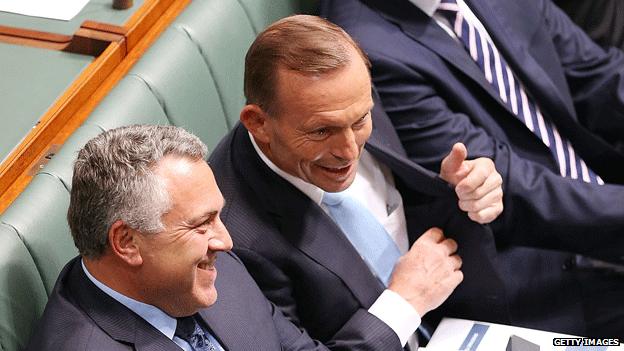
left=440, top=143, right=468, bottom=184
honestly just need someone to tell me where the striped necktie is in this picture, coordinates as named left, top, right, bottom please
left=437, top=0, right=603, bottom=184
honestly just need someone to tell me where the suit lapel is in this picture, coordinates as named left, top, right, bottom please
left=466, top=0, right=578, bottom=125
left=230, top=125, right=384, bottom=308
left=68, top=258, right=179, bottom=351
left=368, top=89, right=454, bottom=197
left=363, top=0, right=577, bottom=130
left=362, top=0, right=512, bottom=113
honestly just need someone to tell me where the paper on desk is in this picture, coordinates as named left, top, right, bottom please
left=420, top=318, right=624, bottom=351
left=0, top=0, right=90, bottom=21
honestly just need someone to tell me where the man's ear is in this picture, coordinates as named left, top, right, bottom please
left=240, top=104, right=271, bottom=144
left=108, top=220, right=143, bottom=267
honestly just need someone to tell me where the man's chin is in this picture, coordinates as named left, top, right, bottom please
left=197, top=289, right=218, bottom=309
left=316, top=174, right=356, bottom=193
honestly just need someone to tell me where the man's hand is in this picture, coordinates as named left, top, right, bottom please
left=440, top=143, right=503, bottom=224
left=388, top=228, right=463, bottom=317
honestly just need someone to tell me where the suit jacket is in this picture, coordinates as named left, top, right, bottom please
left=555, top=0, right=624, bottom=51
left=27, top=253, right=337, bottom=351
left=321, top=0, right=624, bottom=259
left=210, top=106, right=520, bottom=347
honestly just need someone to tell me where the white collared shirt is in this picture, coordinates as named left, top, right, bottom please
left=409, top=0, right=486, bottom=40
left=249, top=133, right=420, bottom=348
left=408, top=0, right=440, bottom=16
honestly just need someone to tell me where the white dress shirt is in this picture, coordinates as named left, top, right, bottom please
left=249, top=133, right=420, bottom=348
left=409, top=0, right=504, bottom=45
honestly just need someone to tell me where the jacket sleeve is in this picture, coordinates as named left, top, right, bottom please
left=235, top=247, right=403, bottom=351
left=543, top=0, right=624, bottom=149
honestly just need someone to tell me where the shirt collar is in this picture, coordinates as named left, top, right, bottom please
left=81, top=259, right=177, bottom=340
left=249, top=132, right=324, bottom=205
left=407, top=0, right=441, bottom=17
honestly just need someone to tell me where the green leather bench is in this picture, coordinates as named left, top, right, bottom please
left=0, top=224, right=47, bottom=351
left=0, top=0, right=316, bottom=349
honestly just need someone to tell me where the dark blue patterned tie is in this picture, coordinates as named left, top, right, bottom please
left=175, top=315, right=218, bottom=351
left=437, top=0, right=603, bottom=184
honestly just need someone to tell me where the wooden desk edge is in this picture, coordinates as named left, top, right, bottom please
left=0, top=0, right=191, bottom=213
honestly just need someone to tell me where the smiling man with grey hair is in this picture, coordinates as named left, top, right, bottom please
left=28, top=124, right=368, bottom=351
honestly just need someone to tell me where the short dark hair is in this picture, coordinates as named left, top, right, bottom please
left=244, top=15, right=371, bottom=115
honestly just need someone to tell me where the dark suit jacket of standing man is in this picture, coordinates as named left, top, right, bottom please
left=320, top=0, right=624, bottom=251
left=321, top=0, right=624, bottom=335
left=209, top=95, right=623, bottom=343
left=27, top=252, right=368, bottom=351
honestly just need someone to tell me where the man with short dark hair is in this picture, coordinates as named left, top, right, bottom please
left=210, top=15, right=519, bottom=350
left=210, top=14, right=624, bottom=348
left=27, top=124, right=372, bottom=351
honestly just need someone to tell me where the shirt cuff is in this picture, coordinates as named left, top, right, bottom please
left=368, top=289, right=421, bottom=347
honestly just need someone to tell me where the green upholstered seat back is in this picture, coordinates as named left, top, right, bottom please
left=237, top=0, right=318, bottom=33
left=86, top=75, right=170, bottom=131
left=128, top=27, right=229, bottom=149
left=173, top=0, right=255, bottom=129
left=0, top=224, right=48, bottom=351
left=0, top=174, right=76, bottom=295
left=38, top=124, right=104, bottom=191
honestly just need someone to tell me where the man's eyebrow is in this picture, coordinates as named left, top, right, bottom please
left=186, top=210, right=218, bottom=227
left=189, top=198, right=226, bottom=226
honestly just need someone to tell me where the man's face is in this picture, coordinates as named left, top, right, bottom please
left=135, top=157, right=232, bottom=317
left=261, top=49, right=373, bottom=193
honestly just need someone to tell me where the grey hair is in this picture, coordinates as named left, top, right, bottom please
left=68, top=124, right=208, bottom=259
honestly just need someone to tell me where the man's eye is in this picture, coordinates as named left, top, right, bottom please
left=196, top=215, right=216, bottom=230
left=356, top=113, right=370, bottom=125
left=312, top=128, right=328, bottom=137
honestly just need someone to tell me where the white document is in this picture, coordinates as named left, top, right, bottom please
left=421, top=318, right=623, bottom=351
left=0, top=0, right=90, bottom=21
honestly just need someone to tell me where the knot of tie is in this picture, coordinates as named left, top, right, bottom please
left=437, top=0, right=459, bottom=24
left=174, top=316, right=197, bottom=341
left=321, top=191, right=348, bottom=207
left=175, top=315, right=217, bottom=351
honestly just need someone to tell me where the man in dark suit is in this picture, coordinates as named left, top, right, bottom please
left=321, top=0, right=624, bottom=337
left=27, top=125, right=377, bottom=351
left=208, top=15, right=624, bottom=348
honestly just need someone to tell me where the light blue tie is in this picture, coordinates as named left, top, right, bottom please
left=322, top=191, right=432, bottom=341
left=437, top=0, right=603, bottom=185
left=322, top=191, right=401, bottom=287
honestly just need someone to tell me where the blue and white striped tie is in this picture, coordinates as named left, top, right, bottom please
left=437, top=0, right=603, bottom=184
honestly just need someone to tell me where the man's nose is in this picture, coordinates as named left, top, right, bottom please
left=330, top=129, right=359, bottom=161
left=207, top=218, right=233, bottom=252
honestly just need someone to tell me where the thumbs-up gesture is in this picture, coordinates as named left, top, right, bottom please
left=440, top=143, right=503, bottom=224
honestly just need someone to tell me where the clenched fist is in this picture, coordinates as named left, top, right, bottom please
left=388, top=227, right=463, bottom=316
